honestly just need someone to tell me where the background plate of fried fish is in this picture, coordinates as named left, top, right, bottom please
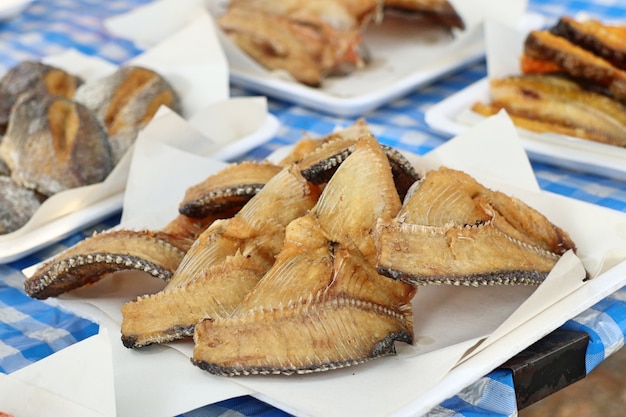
left=19, top=112, right=626, bottom=417
left=0, top=10, right=279, bottom=263
left=106, top=0, right=541, bottom=117
left=426, top=15, right=626, bottom=181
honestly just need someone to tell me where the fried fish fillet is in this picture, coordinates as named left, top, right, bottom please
left=192, top=134, right=416, bottom=376
left=471, top=74, right=626, bottom=146
left=523, top=29, right=626, bottom=101
left=375, top=167, right=576, bottom=286
left=24, top=213, right=221, bottom=300
left=550, top=16, right=626, bottom=71
left=218, top=0, right=376, bottom=86
left=120, top=165, right=321, bottom=348
left=178, top=161, right=283, bottom=218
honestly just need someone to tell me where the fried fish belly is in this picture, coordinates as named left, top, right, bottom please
left=471, top=74, right=626, bottom=146
left=192, top=134, right=415, bottom=376
left=376, top=166, right=576, bottom=286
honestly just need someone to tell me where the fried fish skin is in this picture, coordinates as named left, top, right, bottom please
left=375, top=167, right=576, bottom=286
left=472, top=74, right=626, bottom=147
left=550, top=16, right=626, bottom=71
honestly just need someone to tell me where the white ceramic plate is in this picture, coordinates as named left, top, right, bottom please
left=425, top=78, right=626, bottom=181
left=0, top=0, right=33, bottom=21
left=0, top=113, right=279, bottom=264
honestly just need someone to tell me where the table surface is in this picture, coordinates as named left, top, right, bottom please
left=1, top=1, right=626, bottom=416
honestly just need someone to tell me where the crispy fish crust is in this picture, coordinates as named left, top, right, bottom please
left=120, top=165, right=321, bottom=348
left=375, top=167, right=576, bottom=286
left=472, top=74, right=626, bottom=146
left=23, top=213, right=221, bottom=300
left=192, top=134, right=416, bottom=376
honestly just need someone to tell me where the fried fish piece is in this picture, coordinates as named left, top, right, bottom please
left=550, top=16, right=626, bottom=71
left=120, top=165, right=321, bottom=348
left=523, top=29, right=626, bottom=101
left=218, top=0, right=377, bottom=86
left=0, top=61, right=83, bottom=134
left=74, top=66, right=181, bottom=164
left=0, top=91, right=113, bottom=196
left=297, top=120, right=420, bottom=199
left=24, top=213, right=223, bottom=300
left=192, top=134, right=415, bottom=376
left=384, top=0, right=464, bottom=29
left=178, top=161, right=283, bottom=218
left=375, top=167, right=576, bottom=286
left=471, top=74, right=626, bottom=146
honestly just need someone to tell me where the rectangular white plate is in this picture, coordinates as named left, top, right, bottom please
left=0, top=113, right=279, bottom=264
left=227, top=11, right=545, bottom=117
left=425, top=77, right=626, bottom=181
left=228, top=16, right=485, bottom=117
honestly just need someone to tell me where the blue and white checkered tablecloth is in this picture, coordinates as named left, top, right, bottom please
left=1, top=1, right=626, bottom=416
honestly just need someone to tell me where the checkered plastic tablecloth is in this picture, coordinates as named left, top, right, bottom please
left=1, top=1, right=626, bottom=416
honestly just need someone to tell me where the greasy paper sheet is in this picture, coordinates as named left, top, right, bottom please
left=20, top=112, right=626, bottom=417
left=3, top=331, right=114, bottom=417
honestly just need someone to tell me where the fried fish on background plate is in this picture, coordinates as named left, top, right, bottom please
left=375, top=166, right=577, bottom=286
left=473, top=16, right=626, bottom=146
left=192, top=134, right=416, bottom=376
left=0, top=91, right=113, bottom=197
left=0, top=61, right=83, bottom=135
left=471, top=74, right=626, bottom=147
left=217, top=0, right=465, bottom=86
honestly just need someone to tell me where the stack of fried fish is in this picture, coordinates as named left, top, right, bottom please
left=473, top=17, right=626, bottom=147
left=23, top=121, right=577, bottom=377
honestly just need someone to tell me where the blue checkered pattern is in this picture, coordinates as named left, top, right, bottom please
left=1, top=1, right=626, bottom=416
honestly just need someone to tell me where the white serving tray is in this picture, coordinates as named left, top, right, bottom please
left=425, top=78, right=626, bottom=182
